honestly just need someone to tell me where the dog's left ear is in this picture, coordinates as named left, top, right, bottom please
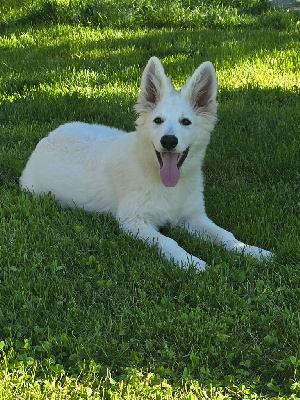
left=182, top=62, right=218, bottom=115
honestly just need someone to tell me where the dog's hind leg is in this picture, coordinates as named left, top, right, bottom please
left=185, top=215, right=273, bottom=262
left=120, top=220, right=206, bottom=271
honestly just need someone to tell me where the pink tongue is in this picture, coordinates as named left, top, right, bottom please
left=160, top=152, right=180, bottom=187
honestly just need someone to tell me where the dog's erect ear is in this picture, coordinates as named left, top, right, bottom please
left=135, top=57, right=171, bottom=113
left=182, top=61, right=218, bottom=115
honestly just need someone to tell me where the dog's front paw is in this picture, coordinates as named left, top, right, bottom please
left=244, top=245, right=274, bottom=262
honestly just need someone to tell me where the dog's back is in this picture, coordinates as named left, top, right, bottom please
left=20, top=122, right=129, bottom=212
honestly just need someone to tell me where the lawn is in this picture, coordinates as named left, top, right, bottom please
left=0, top=0, right=299, bottom=398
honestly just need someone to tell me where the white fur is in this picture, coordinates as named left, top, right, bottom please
left=20, top=57, right=273, bottom=270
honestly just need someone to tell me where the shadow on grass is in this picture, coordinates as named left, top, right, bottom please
left=1, top=0, right=291, bottom=34
left=1, top=25, right=299, bottom=125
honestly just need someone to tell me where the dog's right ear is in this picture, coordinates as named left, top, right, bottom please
left=135, top=57, right=171, bottom=113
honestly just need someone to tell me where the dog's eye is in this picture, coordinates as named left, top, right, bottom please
left=153, top=117, right=164, bottom=124
left=180, top=118, right=192, bottom=126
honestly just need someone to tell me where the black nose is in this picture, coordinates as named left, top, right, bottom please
left=160, top=135, right=178, bottom=150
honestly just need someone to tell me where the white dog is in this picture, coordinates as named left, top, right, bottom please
left=20, top=57, right=272, bottom=270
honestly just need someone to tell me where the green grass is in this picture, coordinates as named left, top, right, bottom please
left=0, top=0, right=299, bottom=398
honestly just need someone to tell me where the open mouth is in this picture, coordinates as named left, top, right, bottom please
left=155, top=148, right=189, bottom=169
left=155, top=148, right=189, bottom=187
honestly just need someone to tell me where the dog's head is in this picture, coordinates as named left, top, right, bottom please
left=135, top=57, right=218, bottom=187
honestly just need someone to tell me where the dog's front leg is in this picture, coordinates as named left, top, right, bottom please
left=185, top=215, right=273, bottom=261
left=119, top=219, right=206, bottom=271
